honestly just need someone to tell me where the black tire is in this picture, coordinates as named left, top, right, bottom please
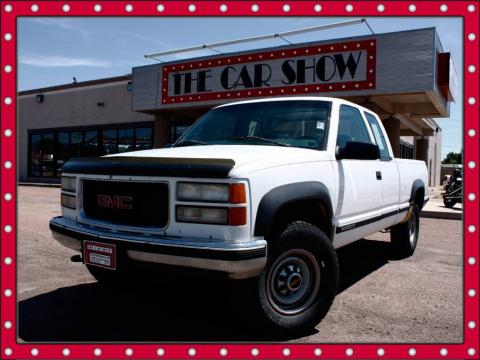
left=443, top=197, right=456, bottom=208
left=390, top=204, right=420, bottom=258
left=253, top=221, right=339, bottom=335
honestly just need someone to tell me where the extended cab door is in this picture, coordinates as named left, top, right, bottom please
left=363, top=111, right=401, bottom=228
left=333, top=104, right=384, bottom=248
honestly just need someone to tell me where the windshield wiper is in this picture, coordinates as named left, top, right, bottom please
left=228, top=136, right=290, bottom=147
left=174, top=139, right=208, bottom=147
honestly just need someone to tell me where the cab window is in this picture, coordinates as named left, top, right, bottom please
left=364, top=112, right=391, bottom=160
left=337, top=105, right=372, bottom=149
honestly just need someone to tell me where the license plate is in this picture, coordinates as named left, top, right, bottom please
left=83, top=241, right=116, bottom=270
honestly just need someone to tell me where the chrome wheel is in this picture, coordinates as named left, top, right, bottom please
left=266, top=249, right=321, bottom=315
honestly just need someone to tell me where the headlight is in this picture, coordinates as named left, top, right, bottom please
left=61, top=176, right=76, bottom=193
left=61, top=194, right=76, bottom=209
left=176, top=206, right=228, bottom=224
left=177, top=182, right=229, bottom=202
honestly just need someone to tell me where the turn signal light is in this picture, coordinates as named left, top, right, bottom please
left=229, top=207, right=247, bottom=226
left=229, top=184, right=246, bottom=204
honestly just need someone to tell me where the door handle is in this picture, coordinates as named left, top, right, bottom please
left=376, top=171, right=382, bottom=180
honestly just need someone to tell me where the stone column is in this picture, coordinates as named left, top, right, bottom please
left=154, top=113, right=171, bottom=148
left=415, top=137, right=429, bottom=164
left=382, top=117, right=401, bottom=158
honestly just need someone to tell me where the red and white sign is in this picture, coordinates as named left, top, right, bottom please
left=83, top=240, right=116, bottom=270
left=162, top=39, right=376, bottom=105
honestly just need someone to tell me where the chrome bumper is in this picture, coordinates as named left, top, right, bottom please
left=49, top=217, right=267, bottom=279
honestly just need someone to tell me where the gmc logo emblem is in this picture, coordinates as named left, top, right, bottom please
left=96, top=195, right=133, bottom=210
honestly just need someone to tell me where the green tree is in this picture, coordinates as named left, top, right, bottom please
left=441, top=152, right=462, bottom=164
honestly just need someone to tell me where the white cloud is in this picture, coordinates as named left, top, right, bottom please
left=30, top=18, right=91, bottom=41
left=20, top=54, right=112, bottom=67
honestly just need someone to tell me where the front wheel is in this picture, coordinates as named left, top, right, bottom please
left=443, top=197, right=456, bottom=208
left=254, top=221, right=339, bottom=335
left=390, top=204, right=420, bottom=258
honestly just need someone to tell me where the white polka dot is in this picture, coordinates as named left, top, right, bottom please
left=4, top=4, right=12, bottom=12
left=125, top=348, right=133, bottom=356
left=468, top=225, right=476, bottom=233
left=283, top=348, right=290, bottom=356
left=31, top=4, right=39, bottom=12
left=93, top=4, right=101, bottom=12
left=251, top=348, right=259, bottom=356
left=468, top=348, right=476, bottom=356
left=468, top=193, right=476, bottom=201
left=157, top=348, right=165, bottom=356
left=408, top=4, right=416, bottom=12
left=219, top=4, right=227, bottom=12
left=4, top=348, right=12, bottom=356
left=377, top=348, right=385, bottom=356
left=468, top=321, right=476, bottom=329
left=468, top=97, right=476, bottom=105
left=4, top=193, right=13, bottom=201
left=62, top=4, right=70, bottom=12
left=188, top=4, right=196, bottom=12
left=4, top=289, right=13, bottom=297
left=467, top=4, right=476, bottom=12
left=283, top=4, right=290, bottom=12
left=220, top=348, right=228, bottom=356
left=251, top=4, right=259, bottom=12
left=468, top=289, right=476, bottom=297
left=468, top=33, right=476, bottom=41
left=4, top=161, right=12, bottom=169
left=440, top=348, right=448, bottom=356
left=31, top=348, right=39, bottom=356
left=345, top=4, right=353, bottom=12
left=409, top=348, right=416, bottom=356
left=94, top=348, right=101, bottom=356
left=188, top=348, right=196, bottom=356
left=314, top=348, right=322, bottom=356
left=468, top=65, right=476, bottom=73
left=125, top=4, right=133, bottom=12
left=4, top=97, right=12, bottom=105
left=346, top=348, right=353, bottom=356
left=4, top=128, right=12, bottom=137
left=314, top=4, right=322, bottom=12
left=440, top=4, right=448, bottom=12
left=157, top=4, right=165, bottom=12
left=4, top=65, right=12, bottom=73
left=62, top=348, right=70, bottom=356
left=4, top=225, right=12, bottom=233
left=4, top=321, right=12, bottom=329
left=4, top=257, right=12, bottom=265
left=4, top=33, right=12, bottom=41
left=468, top=161, right=476, bottom=169
left=468, top=129, right=476, bottom=137
left=377, top=4, right=385, bottom=12
left=468, top=257, right=476, bottom=265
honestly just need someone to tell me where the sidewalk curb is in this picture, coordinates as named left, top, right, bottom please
left=18, top=182, right=60, bottom=188
left=421, top=211, right=462, bottom=221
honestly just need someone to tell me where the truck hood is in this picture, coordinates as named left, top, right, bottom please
left=109, top=145, right=330, bottom=176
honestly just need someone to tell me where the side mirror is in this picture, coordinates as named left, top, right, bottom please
left=336, top=141, right=380, bottom=160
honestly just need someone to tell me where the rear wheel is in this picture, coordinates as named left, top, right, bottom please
left=253, top=221, right=338, bottom=335
left=443, top=197, right=456, bottom=208
left=390, top=204, right=420, bottom=257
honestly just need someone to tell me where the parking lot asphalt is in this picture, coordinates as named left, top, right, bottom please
left=17, top=186, right=463, bottom=343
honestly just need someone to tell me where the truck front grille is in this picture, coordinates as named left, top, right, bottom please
left=82, top=180, right=169, bottom=228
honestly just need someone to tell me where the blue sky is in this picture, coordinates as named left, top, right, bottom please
left=17, top=17, right=462, bottom=158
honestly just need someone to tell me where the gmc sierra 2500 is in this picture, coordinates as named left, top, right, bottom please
left=50, top=97, right=428, bottom=333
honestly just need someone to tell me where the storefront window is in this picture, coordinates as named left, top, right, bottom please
left=30, top=134, right=42, bottom=177
left=118, top=128, right=134, bottom=153
left=28, top=123, right=153, bottom=178
left=135, top=127, right=153, bottom=150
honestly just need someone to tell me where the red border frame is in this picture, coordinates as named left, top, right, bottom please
left=161, top=39, right=376, bottom=104
left=0, top=1, right=478, bottom=359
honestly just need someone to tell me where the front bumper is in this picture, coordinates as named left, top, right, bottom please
left=49, top=217, right=267, bottom=279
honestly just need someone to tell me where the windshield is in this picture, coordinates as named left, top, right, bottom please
left=176, top=100, right=332, bottom=149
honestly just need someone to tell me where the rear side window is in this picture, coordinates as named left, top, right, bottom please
left=364, top=112, right=391, bottom=160
left=337, top=105, right=372, bottom=149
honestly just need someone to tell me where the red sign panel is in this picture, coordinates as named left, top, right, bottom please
left=161, top=39, right=376, bottom=105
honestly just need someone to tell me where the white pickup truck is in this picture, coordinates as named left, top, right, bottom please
left=50, top=97, right=428, bottom=333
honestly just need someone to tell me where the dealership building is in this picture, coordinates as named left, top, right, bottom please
left=18, top=27, right=454, bottom=186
